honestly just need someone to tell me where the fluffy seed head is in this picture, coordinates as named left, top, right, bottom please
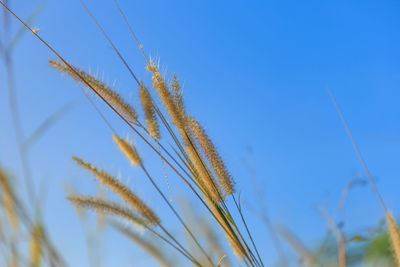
left=184, top=135, right=222, bottom=204
left=69, top=195, right=149, bottom=227
left=113, top=134, right=142, bottom=166
left=146, top=61, right=185, bottom=131
left=188, top=118, right=235, bottom=197
left=49, top=60, right=138, bottom=124
left=73, top=157, right=160, bottom=224
left=171, top=74, right=185, bottom=119
left=139, top=84, right=161, bottom=140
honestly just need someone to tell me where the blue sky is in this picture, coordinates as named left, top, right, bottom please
left=1, top=0, right=400, bottom=266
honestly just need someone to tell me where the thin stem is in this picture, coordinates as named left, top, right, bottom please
left=78, top=0, right=140, bottom=85
left=112, top=0, right=150, bottom=65
left=111, top=220, right=191, bottom=265
left=327, top=88, right=387, bottom=212
left=141, top=164, right=214, bottom=266
left=233, top=196, right=264, bottom=267
left=158, top=224, right=201, bottom=266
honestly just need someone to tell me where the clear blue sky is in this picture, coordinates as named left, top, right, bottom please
left=1, top=0, right=400, bottom=266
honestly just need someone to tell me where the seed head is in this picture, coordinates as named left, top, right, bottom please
left=49, top=60, right=138, bottom=124
left=73, top=157, right=159, bottom=224
left=113, top=134, right=142, bottom=166
left=139, top=84, right=161, bottom=140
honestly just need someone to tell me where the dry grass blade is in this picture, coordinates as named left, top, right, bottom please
left=68, top=195, right=149, bottom=227
left=49, top=60, right=138, bottom=125
left=386, top=212, right=400, bottom=266
left=73, top=157, right=160, bottom=224
left=113, top=134, right=142, bottom=166
left=113, top=223, right=173, bottom=267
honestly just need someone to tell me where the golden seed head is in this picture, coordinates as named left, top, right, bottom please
left=113, top=134, right=143, bottom=166
left=188, top=118, right=235, bottom=197
left=171, top=74, right=185, bottom=119
left=49, top=60, right=138, bottom=124
left=146, top=61, right=185, bottom=131
left=68, top=195, right=149, bottom=227
left=73, top=157, right=160, bottom=224
left=139, top=84, right=161, bottom=140
left=387, top=211, right=400, bottom=265
left=184, top=135, right=222, bottom=203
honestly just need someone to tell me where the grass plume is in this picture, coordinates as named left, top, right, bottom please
left=184, top=137, right=222, bottom=204
left=146, top=61, right=186, bottom=131
left=112, top=134, right=142, bottom=166
left=68, top=195, right=149, bottom=227
left=73, top=157, right=160, bottom=224
left=171, top=74, right=185, bottom=119
left=139, top=83, right=161, bottom=140
left=188, top=117, right=235, bottom=197
left=49, top=60, right=138, bottom=125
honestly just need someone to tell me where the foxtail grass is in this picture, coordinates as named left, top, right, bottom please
left=188, top=117, right=235, bottom=197
left=69, top=196, right=150, bottom=227
left=73, top=157, right=160, bottom=224
left=49, top=60, right=139, bottom=125
left=139, top=83, right=161, bottom=140
left=112, top=134, right=142, bottom=166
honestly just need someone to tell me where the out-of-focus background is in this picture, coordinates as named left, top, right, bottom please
left=1, top=0, right=400, bottom=266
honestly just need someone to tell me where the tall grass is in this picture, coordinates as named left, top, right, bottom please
left=0, top=1, right=400, bottom=266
